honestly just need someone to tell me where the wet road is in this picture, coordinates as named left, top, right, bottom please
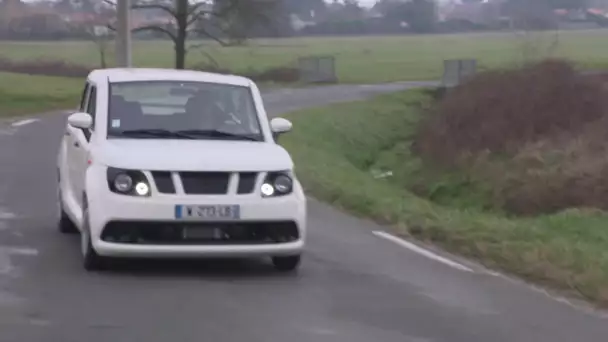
left=0, top=82, right=607, bottom=342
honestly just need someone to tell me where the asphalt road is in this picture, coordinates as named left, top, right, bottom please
left=0, top=83, right=607, bottom=342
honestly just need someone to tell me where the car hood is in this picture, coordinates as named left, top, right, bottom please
left=96, top=139, right=294, bottom=172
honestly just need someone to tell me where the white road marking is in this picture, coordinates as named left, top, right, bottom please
left=0, top=247, right=39, bottom=257
left=372, top=231, right=474, bottom=273
left=0, top=127, right=15, bottom=136
left=0, top=246, right=39, bottom=276
left=11, top=119, right=39, bottom=127
left=0, top=210, right=16, bottom=220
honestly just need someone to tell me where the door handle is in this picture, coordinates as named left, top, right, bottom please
left=74, top=141, right=80, bottom=148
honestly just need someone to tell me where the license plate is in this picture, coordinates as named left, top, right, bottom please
left=175, top=205, right=240, bottom=220
left=183, top=227, right=222, bottom=240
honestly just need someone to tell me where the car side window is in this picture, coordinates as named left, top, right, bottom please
left=79, top=83, right=90, bottom=112
left=79, top=84, right=96, bottom=141
left=86, top=86, right=97, bottom=129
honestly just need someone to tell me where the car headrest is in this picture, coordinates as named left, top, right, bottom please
left=111, top=95, right=127, bottom=106
left=110, top=96, right=143, bottom=118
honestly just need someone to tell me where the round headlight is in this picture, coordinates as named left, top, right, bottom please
left=114, top=173, right=133, bottom=193
left=273, top=174, right=293, bottom=193
left=134, top=182, right=150, bottom=196
left=261, top=183, right=275, bottom=196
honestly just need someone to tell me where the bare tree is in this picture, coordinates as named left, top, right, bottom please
left=105, top=0, right=279, bottom=70
left=67, top=21, right=113, bottom=68
left=506, top=1, right=560, bottom=65
left=87, top=25, right=113, bottom=68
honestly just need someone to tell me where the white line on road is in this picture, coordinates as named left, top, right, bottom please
left=372, top=231, right=474, bottom=273
left=11, top=118, right=39, bottom=127
left=0, top=247, right=39, bottom=256
left=0, top=209, right=16, bottom=220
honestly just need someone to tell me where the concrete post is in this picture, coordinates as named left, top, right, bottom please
left=115, top=0, right=132, bottom=67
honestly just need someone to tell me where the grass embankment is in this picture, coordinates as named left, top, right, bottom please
left=2, top=30, right=608, bottom=83
left=280, top=89, right=608, bottom=306
left=0, top=72, right=80, bottom=117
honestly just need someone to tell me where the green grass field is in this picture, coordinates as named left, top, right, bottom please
left=2, top=30, right=608, bottom=84
left=280, top=89, right=608, bottom=306
left=0, top=72, right=81, bottom=117
left=2, top=30, right=608, bottom=116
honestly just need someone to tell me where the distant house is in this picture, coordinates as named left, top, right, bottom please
left=0, top=0, right=28, bottom=28
left=442, top=0, right=506, bottom=26
left=0, top=0, right=70, bottom=34
left=290, top=14, right=316, bottom=32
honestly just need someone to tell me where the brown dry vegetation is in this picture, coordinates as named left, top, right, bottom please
left=414, top=59, right=608, bottom=215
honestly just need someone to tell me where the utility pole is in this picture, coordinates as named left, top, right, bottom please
left=115, top=0, right=132, bottom=67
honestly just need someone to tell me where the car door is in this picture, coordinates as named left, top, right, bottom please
left=65, top=83, right=91, bottom=204
left=66, top=83, right=96, bottom=208
left=72, top=85, right=97, bottom=207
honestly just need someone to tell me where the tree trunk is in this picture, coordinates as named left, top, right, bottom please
left=174, top=0, right=188, bottom=70
left=174, top=37, right=186, bottom=69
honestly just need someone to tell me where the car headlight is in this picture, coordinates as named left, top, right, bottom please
left=107, top=167, right=151, bottom=197
left=261, top=172, right=293, bottom=197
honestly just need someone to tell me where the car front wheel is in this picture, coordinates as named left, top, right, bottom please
left=81, top=207, right=106, bottom=271
left=57, top=188, right=78, bottom=234
left=272, top=255, right=301, bottom=272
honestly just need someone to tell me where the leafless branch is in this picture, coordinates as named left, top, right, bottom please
left=195, top=28, right=231, bottom=47
left=189, top=43, right=221, bottom=68
left=187, top=1, right=212, bottom=17
left=186, top=0, right=240, bottom=27
left=132, top=25, right=178, bottom=43
left=103, top=0, right=176, bottom=17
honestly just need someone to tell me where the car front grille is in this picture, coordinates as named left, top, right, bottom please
left=151, top=171, right=175, bottom=194
left=101, top=221, right=300, bottom=245
left=148, top=171, right=259, bottom=195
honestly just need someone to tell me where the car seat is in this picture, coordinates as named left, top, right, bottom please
left=110, top=95, right=145, bottom=130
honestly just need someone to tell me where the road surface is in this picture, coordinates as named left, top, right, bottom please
left=0, top=83, right=607, bottom=342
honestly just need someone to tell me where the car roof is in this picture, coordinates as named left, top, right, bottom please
left=89, top=68, right=253, bottom=87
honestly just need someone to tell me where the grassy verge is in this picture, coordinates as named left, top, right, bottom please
left=280, top=89, right=608, bottom=306
left=0, top=72, right=81, bottom=117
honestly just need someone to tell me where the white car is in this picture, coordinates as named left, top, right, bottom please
left=56, top=68, right=306, bottom=272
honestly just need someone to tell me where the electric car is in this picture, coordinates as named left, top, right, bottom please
left=56, top=68, right=306, bottom=271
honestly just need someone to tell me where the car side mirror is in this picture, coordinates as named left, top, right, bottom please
left=68, top=112, right=93, bottom=130
left=270, top=117, right=292, bottom=139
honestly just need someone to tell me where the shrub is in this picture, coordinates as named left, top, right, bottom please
left=414, top=59, right=608, bottom=215
left=414, top=59, right=608, bottom=165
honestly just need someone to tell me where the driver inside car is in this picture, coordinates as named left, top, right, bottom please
left=184, top=89, right=231, bottom=130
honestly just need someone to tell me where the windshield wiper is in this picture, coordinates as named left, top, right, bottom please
left=174, top=129, right=261, bottom=141
left=116, top=129, right=196, bottom=139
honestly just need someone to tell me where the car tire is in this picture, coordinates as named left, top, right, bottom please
left=81, top=207, right=106, bottom=271
left=57, top=189, right=78, bottom=234
left=272, top=255, right=301, bottom=272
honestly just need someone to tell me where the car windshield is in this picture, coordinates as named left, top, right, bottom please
left=107, top=80, right=264, bottom=141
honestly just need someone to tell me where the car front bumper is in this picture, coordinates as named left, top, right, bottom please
left=87, top=186, right=306, bottom=259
